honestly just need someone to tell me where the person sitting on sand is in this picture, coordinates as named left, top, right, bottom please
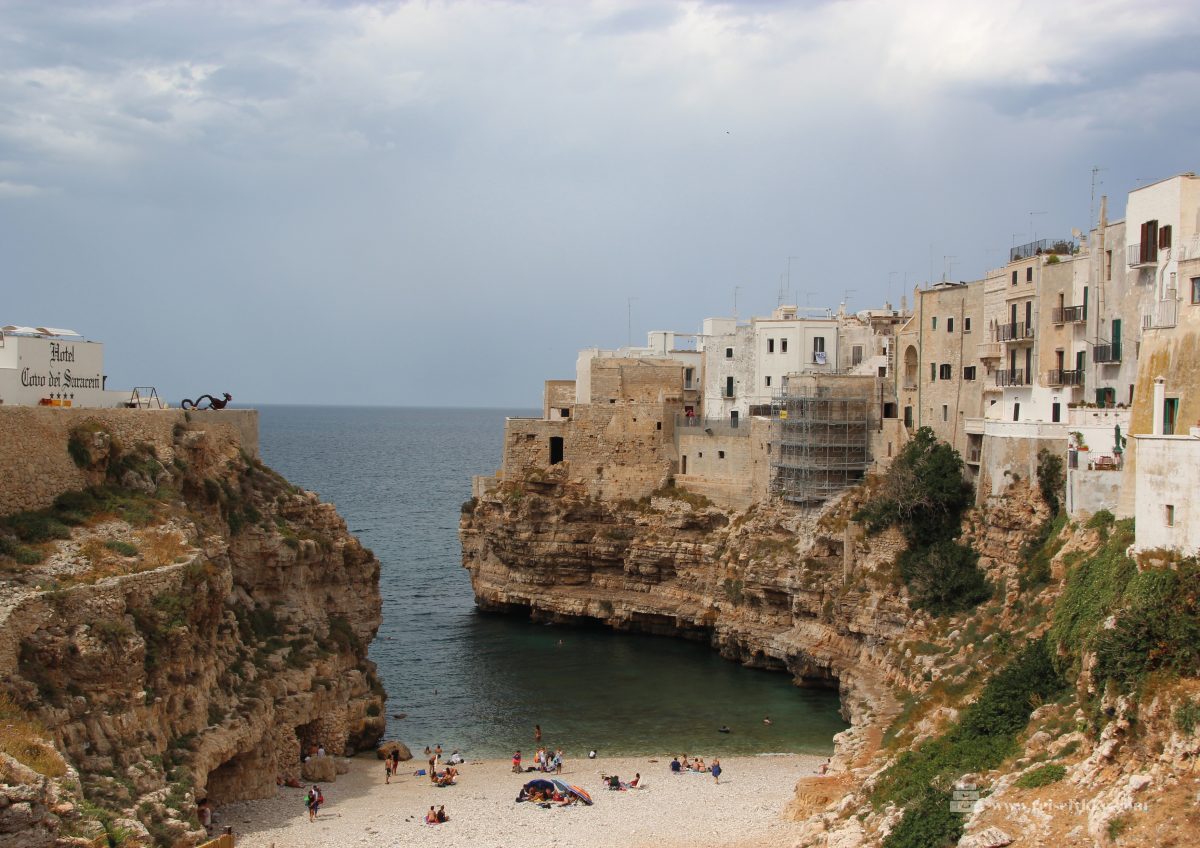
left=512, top=751, right=522, bottom=773
left=629, top=773, right=642, bottom=788
left=425, top=806, right=439, bottom=825
left=436, top=805, right=448, bottom=823
left=670, top=757, right=681, bottom=774
left=693, top=757, right=706, bottom=772
left=447, top=750, right=464, bottom=765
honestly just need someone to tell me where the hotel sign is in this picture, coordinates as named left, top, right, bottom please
left=1, top=335, right=107, bottom=406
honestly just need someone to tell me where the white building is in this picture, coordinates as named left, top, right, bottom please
left=0, top=326, right=146, bottom=408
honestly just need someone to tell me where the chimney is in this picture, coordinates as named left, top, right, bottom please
left=1153, top=376, right=1166, bottom=435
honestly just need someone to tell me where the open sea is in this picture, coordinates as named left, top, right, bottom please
left=257, top=405, right=846, bottom=759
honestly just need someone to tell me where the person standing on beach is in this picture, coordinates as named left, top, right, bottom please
left=512, top=750, right=522, bottom=773
left=711, top=759, right=722, bottom=784
left=534, top=724, right=542, bottom=743
left=553, top=748, right=563, bottom=774
left=306, top=786, right=323, bottom=821
left=391, top=748, right=401, bottom=775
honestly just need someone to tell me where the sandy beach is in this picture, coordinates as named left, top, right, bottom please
left=221, top=753, right=826, bottom=848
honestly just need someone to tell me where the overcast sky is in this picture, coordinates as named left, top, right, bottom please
left=3, top=1, right=1199, bottom=407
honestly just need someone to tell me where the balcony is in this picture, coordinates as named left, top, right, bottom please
left=996, top=322, right=1035, bottom=343
left=1045, top=369, right=1084, bottom=387
left=1127, top=242, right=1158, bottom=267
left=1051, top=305, right=1086, bottom=324
left=976, top=341, right=1003, bottom=360
left=1010, top=238, right=1076, bottom=262
left=1093, top=343, right=1122, bottom=364
left=995, top=369, right=1029, bottom=387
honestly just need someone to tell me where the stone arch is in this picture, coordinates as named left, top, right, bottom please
left=903, top=345, right=919, bottom=387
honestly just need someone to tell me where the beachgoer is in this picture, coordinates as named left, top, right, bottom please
left=435, top=744, right=443, bottom=757
left=447, top=749, right=464, bottom=765
left=391, top=749, right=401, bottom=773
left=553, top=749, right=563, bottom=774
left=197, top=799, right=212, bottom=833
left=534, top=724, right=542, bottom=743
left=428, top=756, right=437, bottom=783
left=385, top=758, right=392, bottom=784
left=306, top=786, right=323, bottom=821
left=317, top=745, right=326, bottom=757
left=763, top=716, right=772, bottom=726
left=588, top=749, right=597, bottom=759
left=436, top=805, right=448, bottom=823
left=630, top=773, right=641, bottom=788
left=670, top=757, right=681, bottom=774
left=718, top=725, right=731, bottom=733
left=425, top=806, right=438, bottom=825
left=424, top=746, right=432, bottom=756
left=711, top=759, right=722, bottom=784
left=818, top=757, right=830, bottom=775
left=512, top=751, right=522, bottom=773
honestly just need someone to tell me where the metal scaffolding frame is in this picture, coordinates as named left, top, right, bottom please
left=769, top=383, right=873, bottom=504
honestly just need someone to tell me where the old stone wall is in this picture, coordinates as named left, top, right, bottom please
left=542, top=380, right=576, bottom=419
left=0, top=407, right=258, bottom=516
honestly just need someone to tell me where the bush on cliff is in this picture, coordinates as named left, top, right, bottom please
left=856, top=427, right=988, bottom=615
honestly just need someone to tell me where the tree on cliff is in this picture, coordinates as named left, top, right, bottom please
left=857, top=427, right=989, bottom=615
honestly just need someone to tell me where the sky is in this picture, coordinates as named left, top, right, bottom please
left=3, top=1, right=1199, bottom=408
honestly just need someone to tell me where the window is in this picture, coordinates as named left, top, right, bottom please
left=681, top=455, right=687, bottom=474
left=852, top=345, right=863, bottom=366
left=930, top=363, right=937, bottom=381
left=1026, top=267, right=1033, bottom=282
left=813, top=336, right=825, bottom=353
left=932, top=316, right=938, bottom=330
left=1013, top=402, right=1020, bottom=421
left=768, top=338, right=775, bottom=353
left=942, top=404, right=948, bottom=422
left=939, top=364, right=952, bottom=380
left=725, top=347, right=733, bottom=359
left=947, top=317, right=954, bottom=333
left=904, top=405, right=913, bottom=429
left=549, top=436, right=564, bottom=465
left=1140, top=220, right=1159, bottom=263
left=1164, top=397, right=1180, bottom=435
left=1011, top=270, right=1018, bottom=285
left=781, top=338, right=788, bottom=353
left=725, top=376, right=734, bottom=397
left=1159, top=224, right=1173, bottom=250
left=730, top=410, right=739, bottom=428
left=1192, top=277, right=1200, bottom=304
left=963, top=366, right=976, bottom=381
left=685, top=367, right=694, bottom=388
left=1105, top=251, right=1112, bottom=281
left=765, top=376, right=772, bottom=387
left=883, top=402, right=897, bottom=418
left=1052, top=402, right=1061, bottom=423
left=718, top=450, right=725, bottom=460
left=964, top=317, right=972, bottom=333
left=560, top=407, right=571, bottom=418
left=1166, top=504, right=1175, bottom=527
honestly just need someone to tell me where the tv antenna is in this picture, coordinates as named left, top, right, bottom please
left=626, top=296, right=637, bottom=348
left=733, top=285, right=742, bottom=320
left=943, top=255, right=957, bottom=281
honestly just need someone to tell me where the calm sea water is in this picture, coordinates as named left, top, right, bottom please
left=257, top=405, right=846, bottom=759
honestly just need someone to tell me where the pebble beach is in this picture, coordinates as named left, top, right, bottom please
left=222, top=753, right=827, bottom=848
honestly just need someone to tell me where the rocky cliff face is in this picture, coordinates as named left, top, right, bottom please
left=462, top=468, right=1200, bottom=847
left=0, top=417, right=384, bottom=847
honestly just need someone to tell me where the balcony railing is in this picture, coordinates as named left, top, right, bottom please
left=1149, top=295, right=1178, bottom=329
left=1051, top=305, right=1086, bottom=324
left=996, top=322, right=1035, bottom=342
left=1045, top=369, right=1084, bottom=387
left=995, top=369, right=1029, bottom=387
left=1127, top=242, right=1157, bottom=266
left=1010, top=238, right=1076, bottom=262
left=675, top=414, right=749, bottom=437
left=1093, top=343, right=1121, bottom=363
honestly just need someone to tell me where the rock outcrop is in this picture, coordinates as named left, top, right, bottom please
left=0, top=416, right=384, bottom=846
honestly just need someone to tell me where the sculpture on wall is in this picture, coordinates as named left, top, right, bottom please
left=181, top=393, right=233, bottom=410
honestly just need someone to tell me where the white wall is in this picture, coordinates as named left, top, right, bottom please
left=1132, top=428, right=1200, bottom=555
left=0, top=335, right=113, bottom=407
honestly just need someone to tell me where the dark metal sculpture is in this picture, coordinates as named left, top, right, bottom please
left=181, top=392, right=232, bottom=410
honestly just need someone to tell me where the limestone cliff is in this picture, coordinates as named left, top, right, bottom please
left=462, top=466, right=1200, bottom=847
left=0, top=414, right=384, bottom=847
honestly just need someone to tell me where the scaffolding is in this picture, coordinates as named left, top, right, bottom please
left=770, top=381, right=873, bottom=505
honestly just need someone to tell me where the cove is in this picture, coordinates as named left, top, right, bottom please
left=257, top=405, right=848, bottom=759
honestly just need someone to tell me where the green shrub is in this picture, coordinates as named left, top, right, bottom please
left=14, top=546, right=43, bottom=566
left=1091, top=561, right=1200, bottom=691
left=67, top=433, right=92, bottom=468
left=1174, top=700, right=1200, bottom=735
left=461, top=497, right=478, bottom=514
left=327, top=614, right=361, bottom=654
left=1085, top=509, right=1114, bottom=530
left=882, top=788, right=962, bottom=848
left=4, top=512, right=71, bottom=543
left=366, top=703, right=381, bottom=717
left=1036, top=448, right=1065, bottom=515
left=899, top=540, right=991, bottom=616
left=1015, top=763, right=1066, bottom=788
left=1019, top=512, right=1068, bottom=591
left=872, top=639, right=1066, bottom=810
left=104, top=540, right=138, bottom=557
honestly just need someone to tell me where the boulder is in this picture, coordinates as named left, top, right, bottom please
left=959, top=827, right=1014, bottom=848
left=300, top=757, right=338, bottom=782
left=376, top=741, right=412, bottom=761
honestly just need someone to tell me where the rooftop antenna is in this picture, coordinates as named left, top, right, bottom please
left=1090, top=166, right=1107, bottom=229
left=626, top=296, right=637, bottom=348
left=733, top=285, right=742, bottom=321
left=1029, top=211, right=1046, bottom=243
left=787, top=255, right=797, bottom=304
left=943, top=255, right=957, bottom=282
left=777, top=273, right=786, bottom=307
left=888, top=271, right=898, bottom=306
left=842, top=289, right=857, bottom=312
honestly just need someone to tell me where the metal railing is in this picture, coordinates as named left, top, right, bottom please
left=1010, top=238, right=1075, bottom=262
left=1045, top=369, right=1084, bottom=387
left=1093, top=343, right=1121, bottom=363
left=996, top=322, right=1034, bottom=342
left=995, top=369, right=1029, bottom=387
left=1128, top=242, right=1157, bottom=266
left=1150, top=295, right=1178, bottom=329
left=1051, top=305, right=1086, bottom=323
